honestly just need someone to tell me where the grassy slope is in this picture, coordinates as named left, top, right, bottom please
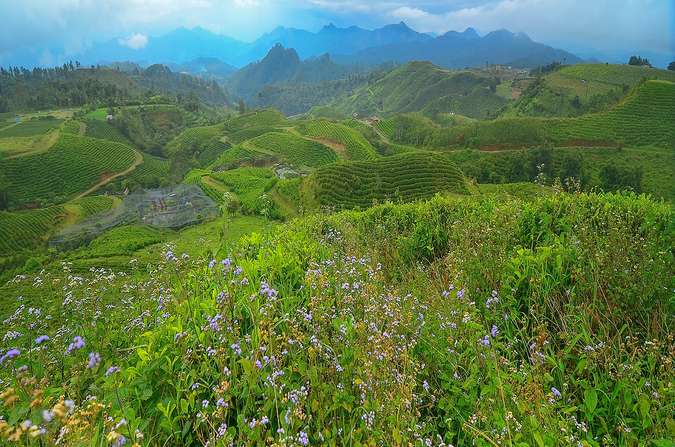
left=0, top=193, right=671, bottom=446
left=313, top=61, right=507, bottom=120
left=506, top=64, right=675, bottom=118
left=380, top=80, right=675, bottom=149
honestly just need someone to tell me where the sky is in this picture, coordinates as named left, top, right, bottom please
left=0, top=0, right=673, bottom=66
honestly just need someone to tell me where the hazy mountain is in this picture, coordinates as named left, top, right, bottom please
left=227, top=44, right=363, bottom=100
left=338, top=28, right=582, bottom=69
left=168, top=57, right=237, bottom=81
left=78, top=27, right=249, bottom=67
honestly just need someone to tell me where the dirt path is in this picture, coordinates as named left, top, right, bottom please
left=361, top=120, right=392, bottom=145
left=78, top=121, right=86, bottom=136
left=74, top=150, right=144, bottom=199
left=307, top=137, right=348, bottom=157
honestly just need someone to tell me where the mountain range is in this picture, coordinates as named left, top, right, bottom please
left=71, top=22, right=580, bottom=73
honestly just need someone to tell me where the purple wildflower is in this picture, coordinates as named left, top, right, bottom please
left=105, top=366, right=121, bottom=377
left=87, top=352, right=101, bottom=369
left=0, top=348, right=20, bottom=363
left=480, top=335, right=490, bottom=346
left=491, top=325, right=499, bottom=338
left=298, top=431, right=309, bottom=446
left=35, top=335, right=49, bottom=345
left=551, top=387, right=562, bottom=399
left=65, top=336, right=85, bottom=355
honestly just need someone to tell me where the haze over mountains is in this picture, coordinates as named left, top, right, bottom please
left=70, top=22, right=580, bottom=73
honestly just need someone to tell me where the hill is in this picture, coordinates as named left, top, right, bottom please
left=313, top=61, right=508, bottom=120
left=302, top=152, right=469, bottom=210
left=227, top=45, right=362, bottom=100
left=0, top=133, right=137, bottom=209
left=0, top=192, right=671, bottom=445
left=507, top=63, right=675, bottom=117
left=380, top=80, right=675, bottom=149
left=339, top=28, right=582, bottom=69
left=0, top=64, right=229, bottom=112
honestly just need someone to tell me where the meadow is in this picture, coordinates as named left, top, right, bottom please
left=0, top=192, right=671, bottom=446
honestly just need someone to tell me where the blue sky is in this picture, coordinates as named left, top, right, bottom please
left=0, top=0, right=673, bottom=66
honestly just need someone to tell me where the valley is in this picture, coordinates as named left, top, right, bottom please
left=0, top=12, right=673, bottom=446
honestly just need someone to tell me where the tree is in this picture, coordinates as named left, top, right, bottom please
left=668, top=61, right=675, bottom=71
left=628, top=56, right=651, bottom=67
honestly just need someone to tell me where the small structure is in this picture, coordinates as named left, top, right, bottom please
left=14, top=115, right=21, bottom=124
left=106, top=114, right=114, bottom=122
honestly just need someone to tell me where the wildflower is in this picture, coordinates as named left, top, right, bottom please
left=457, top=288, right=465, bottom=299
left=298, top=431, right=309, bottom=446
left=216, top=398, right=227, bottom=408
left=208, top=259, right=217, bottom=269
left=165, top=251, right=176, bottom=262
left=105, top=366, right=121, bottom=377
left=480, top=336, right=490, bottom=346
left=201, top=400, right=209, bottom=408
left=42, top=410, right=54, bottom=422
left=261, top=416, right=269, bottom=425
left=0, top=348, right=20, bottom=363
left=217, top=423, right=227, bottom=438
left=551, top=387, right=562, bottom=399
left=422, top=380, right=430, bottom=392
left=222, top=258, right=232, bottom=268
left=491, top=325, right=499, bottom=338
left=65, top=336, right=85, bottom=355
left=230, top=342, right=242, bottom=356
left=35, top=335, right=50, bottom=345
left=87, top=352, right=101, bottom=369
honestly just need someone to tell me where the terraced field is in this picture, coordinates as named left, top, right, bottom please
left=62, top=120, right=82, bottom=135
left=84, top=119, right=132, bottom=144
left=382, top=81, right=675, bottom=149
left=0, top=117, right=63, bottom=137
left=0, top=133, right=136, bottom=208
left=305, top=152, right=468, bottom=210
left=0, top=196, right=117, bottom=256
left=222, top=109, right=286, bottom=132
left=550, top=80, right=675, bottom=147
left=297, top=119, right=378, bottom=160
left=247, top=132, right=337, bottom=167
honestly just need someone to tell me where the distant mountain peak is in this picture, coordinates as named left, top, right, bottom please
left=462, top=27, right=480, bottom=38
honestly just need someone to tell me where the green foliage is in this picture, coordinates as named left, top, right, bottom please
left=0, top=192, right=671, bottom=446
left=0, top=133, right=136, bottom=208
left=210, top=167, right=280, bottom=218
left=446, top=146, right=674, bottom=200
left=74, top=225, right=166, bottom=258
left=305, top=152, right=468, bottom=210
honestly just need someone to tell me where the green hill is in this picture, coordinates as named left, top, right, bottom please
left=508, top=63, right=675, bottom=117
left=0, top=133, right=137, bottom=208
left=303, top=151, right=468, bottom=209
left=312, top=61, right=507, bottom=120
left=296, top=119, right=378, bottom=160
left=246, top=131, right=338, bottom=167
left=382, top=80, right=675, bottom=149
left=0, top=196, right=116, bottom=257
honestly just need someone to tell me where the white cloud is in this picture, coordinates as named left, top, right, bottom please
left=233, top=0, right=260, bottom=6
left=118, top=33, right=149, bottom=49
